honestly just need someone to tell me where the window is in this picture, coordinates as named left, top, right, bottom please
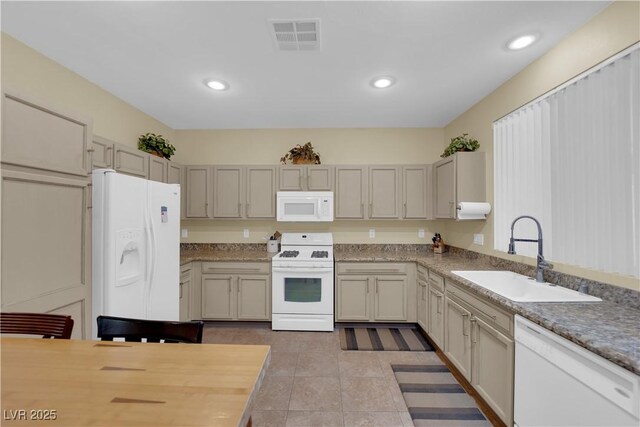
left=494, top=45, right=639, bottom=278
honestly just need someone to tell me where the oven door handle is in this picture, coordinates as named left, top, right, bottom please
left=272, top=267, right=334, bottom=273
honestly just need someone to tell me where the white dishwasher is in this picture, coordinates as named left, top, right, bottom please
left=514, top=315, right=639, bottom=427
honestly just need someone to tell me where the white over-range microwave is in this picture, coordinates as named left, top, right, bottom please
left=276, top=191, right=334, bottom=222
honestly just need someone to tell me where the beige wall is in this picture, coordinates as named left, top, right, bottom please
left=181, top=219, right=448, bottom=245
left=173, top=128, right=444, bottom=165
left=1, top=33, right=174, bottom=148
left=177, top=127, right=447, bottom=244
left=443, top=1, right=640, bottom=291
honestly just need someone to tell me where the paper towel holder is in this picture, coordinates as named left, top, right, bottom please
left=456, top=202, right=492, bottom=220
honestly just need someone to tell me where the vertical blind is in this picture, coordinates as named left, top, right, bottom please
left=494, top=45, right=639, bottom=278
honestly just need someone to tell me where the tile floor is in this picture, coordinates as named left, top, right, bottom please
left=202, top=324, right=446, bottom=427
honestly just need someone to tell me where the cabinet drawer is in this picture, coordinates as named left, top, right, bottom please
left=446, top=280, right=513, bottom=336
left=337, top=263, right=407, bottom=275
left=428, top=271, right=444, bottom=292
left=201, top=262, right=270, bottom=274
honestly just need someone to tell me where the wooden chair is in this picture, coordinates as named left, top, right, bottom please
left=0, top=312, right=74, bottom=339
left=96, top=315, right=204, bottom=343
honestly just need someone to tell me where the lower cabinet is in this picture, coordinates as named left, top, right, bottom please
left=417, top=266, right=428, bottom=332
left=444, top=295, right=472, bottom=379
left=335, top=263, right=414, bottom=323
left=443, top=280, right=514, bottom=425
left=179, top=264, right=192, bottom=321
left=199, top=262, right=271, bottom=321
left=427, top=271, right=445, bottom=349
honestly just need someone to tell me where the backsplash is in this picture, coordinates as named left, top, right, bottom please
left=180, top=243, right=640, bottom=310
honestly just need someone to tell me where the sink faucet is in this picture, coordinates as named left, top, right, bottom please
left=508, top=215, right=554, bottom=283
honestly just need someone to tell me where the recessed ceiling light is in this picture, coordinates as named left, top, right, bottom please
left=205, top=79, right=229, bottom=91
left=507, top=34, right=537, bottom=50
left=371, top=76, right=395, bottom=89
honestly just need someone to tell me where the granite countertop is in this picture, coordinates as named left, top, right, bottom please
left=335, top=248, right=640, bottom=375
left=181, top=245, right=640, bottom=375
left=180, top=249, right=276, bottom=265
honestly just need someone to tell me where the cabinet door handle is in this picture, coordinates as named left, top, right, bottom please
left=375, top=279, right=379, bottom=294
left=366, top=278, right=370, bottom=293
left=403, top=203, right=407, bottom=218
left=462, top=313, right=470, bottom=336
left=238, top=203, right=242, bottom=216
left=115, top=151, right=121, bottom=169
left=470, top=318, right=477, bottom=343
left=369, top=203, right=372, bottom=217
left=360, top=203, right=364, bottom=217
left=437, top=293, right=443, bottom=314
left=106, top=146, right=113, bottom=168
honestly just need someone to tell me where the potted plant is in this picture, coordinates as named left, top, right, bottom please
left=138, top=133, right=176, bottom=160
left=441, top=133, right=480, bottom=158
left=280, top=142, right=321, bottom=164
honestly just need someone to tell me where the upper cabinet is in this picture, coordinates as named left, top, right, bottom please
left=246, top=166, right=277, bottom=218
left=433, top=152, right=485, bottom=219
left=213, top=166, right=244, bottom=218
left=335, top=166, right=368, bottom=219
left=212, top=166, right=277, bottom=219
left=148, top=155, right=168, bottom=183
left=167, top=163, right=182, bottom=185
left=369, top=166, right=400, bottom=219
left=278, top=165, right=333, bottom=191
left=185, top=165, right=213, bottom=218
left=3, top=92, right=91, bottom=178
left=403, top=165, right=433, bottom=219
left=91, top=136, right=114, bottom=170
left=113, top=143, right=148, bottom=178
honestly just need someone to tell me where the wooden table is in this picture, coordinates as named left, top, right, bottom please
left=0, top=338, right=270, bottom=426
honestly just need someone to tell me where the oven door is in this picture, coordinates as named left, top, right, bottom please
left=272, top=267, right=334, bottom=314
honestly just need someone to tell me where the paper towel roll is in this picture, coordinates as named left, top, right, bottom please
left=456, top=202, right=491, bottom=220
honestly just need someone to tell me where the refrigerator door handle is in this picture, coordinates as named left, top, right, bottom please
left=147, top=192, right=158, bottom=318
left=143, top=189, right=154, bottom=318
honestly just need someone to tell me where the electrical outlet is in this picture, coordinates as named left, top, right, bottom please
left=181, top=228, right=188, bottom=238
left=473, top=233, right=484, bottom=245
left=418, top=229, right=425, bottom=238
left=369, top=229, right=375, bottom=239
left=243, top=229, right=250, bottom=238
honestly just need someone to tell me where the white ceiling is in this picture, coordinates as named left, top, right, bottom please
left=1, top=1, right=610, bottom=129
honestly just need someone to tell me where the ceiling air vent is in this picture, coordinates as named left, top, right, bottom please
left=269, top=19, right=321, bottom=51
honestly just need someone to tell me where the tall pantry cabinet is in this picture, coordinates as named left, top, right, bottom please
left=1, top=90, right=92, bottom=339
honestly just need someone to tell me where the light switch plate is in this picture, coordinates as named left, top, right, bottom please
left=473, top=233, right=484, bottom=245
left=369, top=229, right=375, bottom=239
left=243, top=229, right=250, bottom=238
left=181, top=228, right=188, bottom=238
left=418, top=229, right=425, bottom=238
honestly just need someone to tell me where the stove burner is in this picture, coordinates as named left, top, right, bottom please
left=279, top=250, right=299, bottom=258
left=311, top=251, right=329, bottom=258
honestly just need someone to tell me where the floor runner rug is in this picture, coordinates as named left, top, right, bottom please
left=339, top=327, right=433, bottom=351
left=392, top=364, right=490, bottom=426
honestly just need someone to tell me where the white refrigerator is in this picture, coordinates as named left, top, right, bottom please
left=92, top=169, right=180, bottom=338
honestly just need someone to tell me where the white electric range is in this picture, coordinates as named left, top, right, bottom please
left=271, top=233, right=334, bottom=332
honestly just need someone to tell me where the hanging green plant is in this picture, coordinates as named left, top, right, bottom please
left=441, top=133, right=480, bottom=158
left=138, top=133, right=176, bottom=160
left=280, top=142, right=321, bottom=164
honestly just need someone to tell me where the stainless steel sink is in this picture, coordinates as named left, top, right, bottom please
left=451, top=270, right=601, bottom=302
